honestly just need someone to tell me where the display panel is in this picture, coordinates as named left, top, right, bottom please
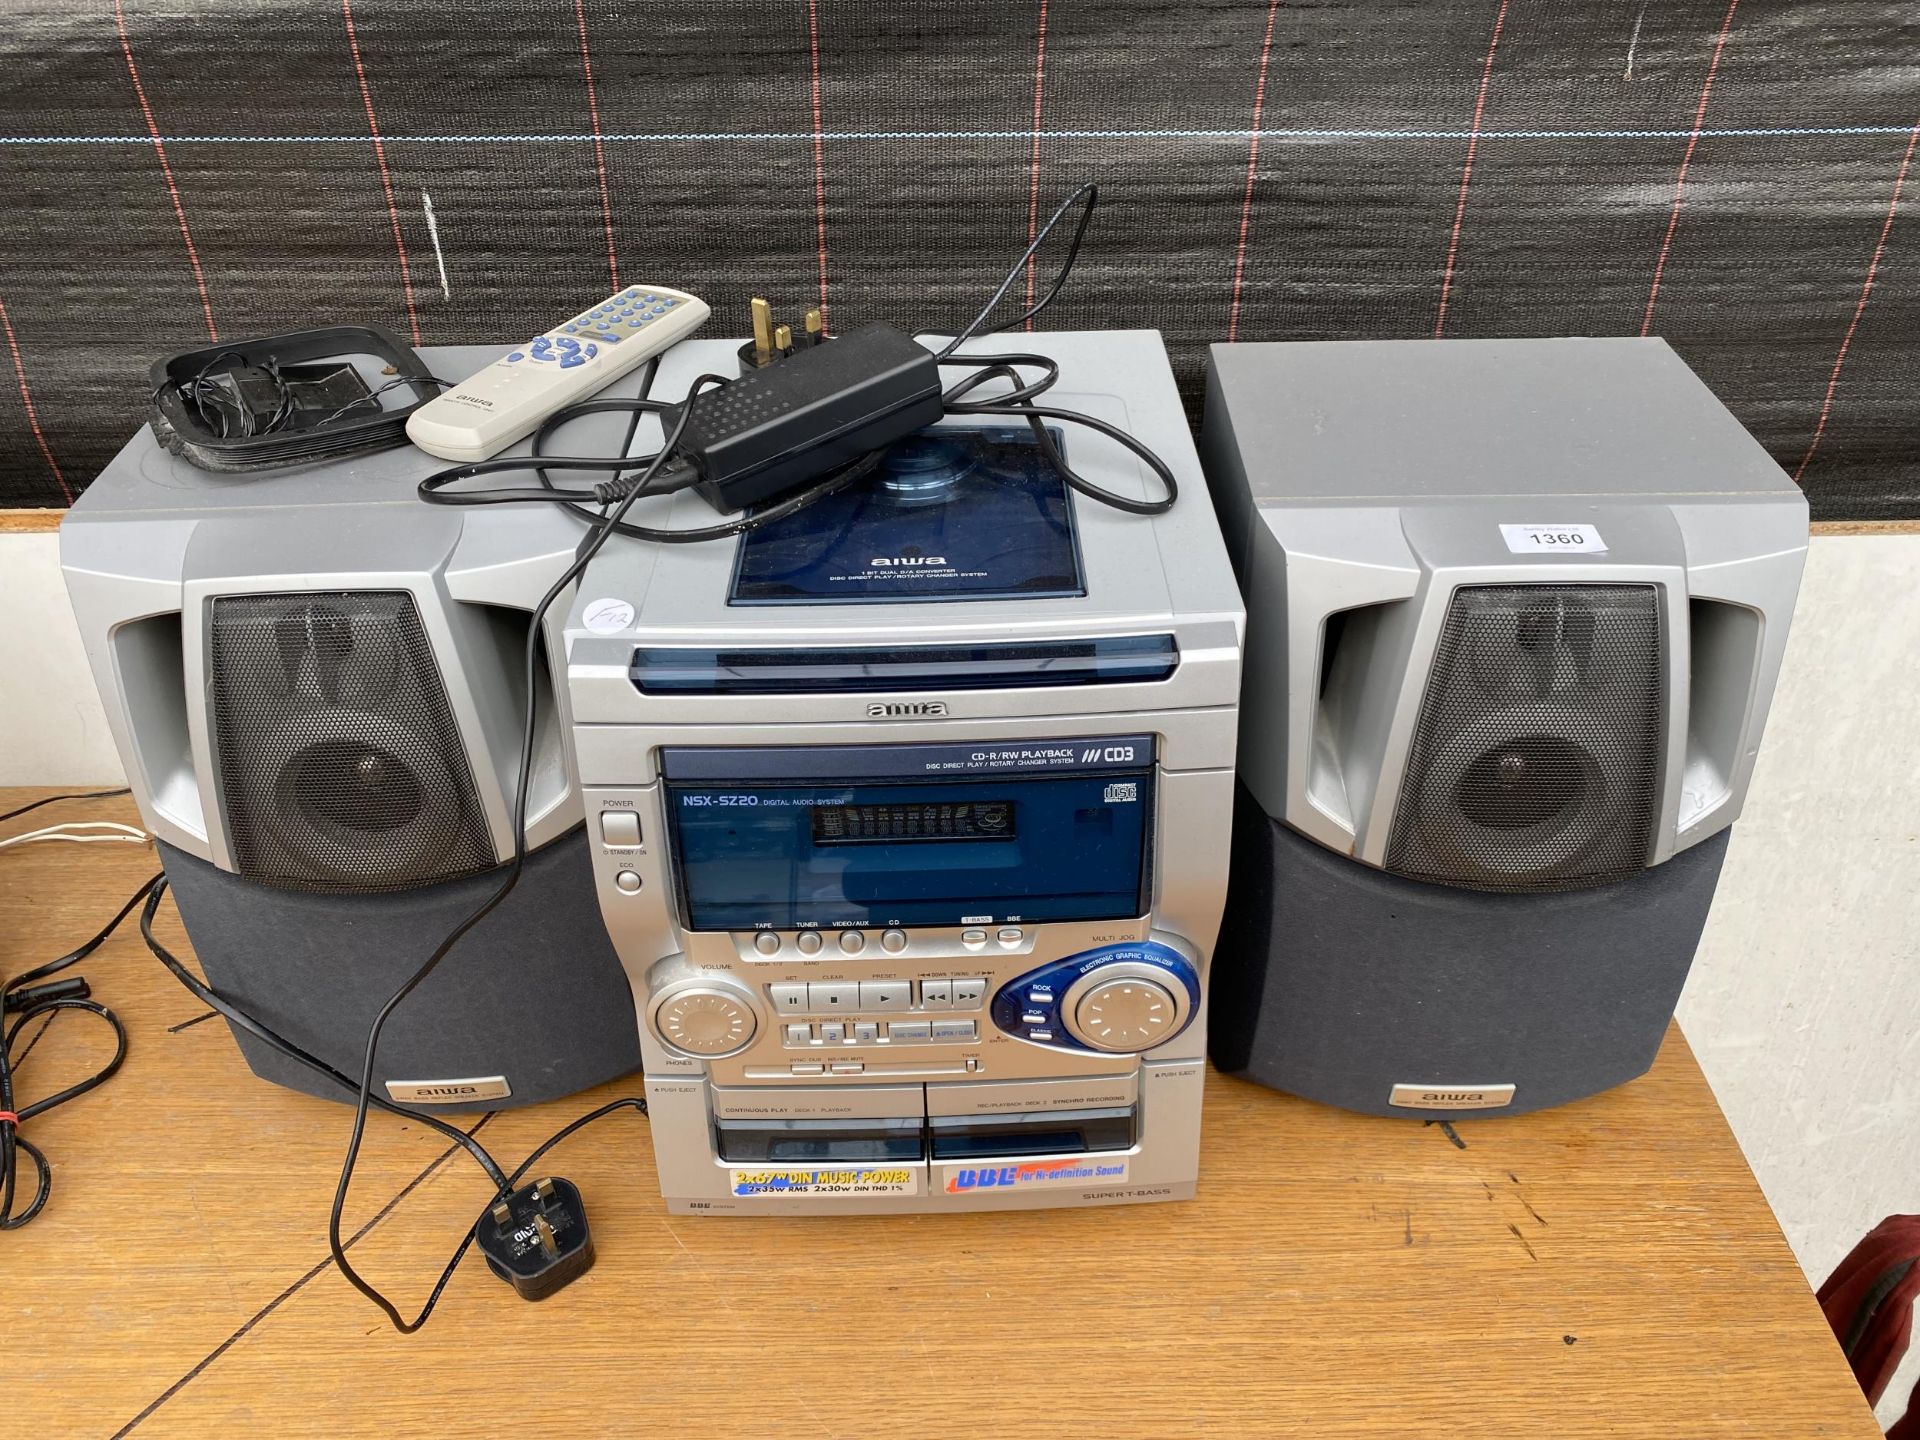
left=667, top=770, right=1153, bottom=931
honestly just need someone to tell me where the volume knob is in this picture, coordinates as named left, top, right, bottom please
left=1060, top=960, right=1192, bottom=1054
left=650, top=977, right=759, bottom=1058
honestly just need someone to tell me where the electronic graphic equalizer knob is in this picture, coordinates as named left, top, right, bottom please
left=649, top=976, right=759, bottom=1058
left=1061, top=962, right=1191, bottom=1054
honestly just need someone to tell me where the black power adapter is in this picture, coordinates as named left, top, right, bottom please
left=475, top=1176, right=595, bottom=1301
left=598, top=321, right=943, bottom=513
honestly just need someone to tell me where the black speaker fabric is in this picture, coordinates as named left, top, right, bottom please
left=1384, top=583, right=1665, bottom=893
left=1212, top=785, right=1729, bottom=1119
left=158, top=828, right=642, bottom=1110
left=2, top=5, right=1917, bottom=520
left=207, top=590, right=497, bottom=894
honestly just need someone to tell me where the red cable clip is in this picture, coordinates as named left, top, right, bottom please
left=0, top=1112, right=18, bottom=1126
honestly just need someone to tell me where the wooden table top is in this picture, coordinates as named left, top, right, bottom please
left=1, top=789, right=1876, bottom=1439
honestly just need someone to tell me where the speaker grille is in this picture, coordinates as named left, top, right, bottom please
left=208, top=592, right=497, bottom=892
left=1384, top=584, right=1664, bottom=893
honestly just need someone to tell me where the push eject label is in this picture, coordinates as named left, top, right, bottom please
left=729, top=1166, right=921, bottom=1198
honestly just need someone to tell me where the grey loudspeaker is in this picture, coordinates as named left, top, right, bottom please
left=59, top=345, right=648, bottom=1109
left=1200, top=338, right=1807, bottom=1119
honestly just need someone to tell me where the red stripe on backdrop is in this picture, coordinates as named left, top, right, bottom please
left=1795, top=118, right=1920, bottom=483
left=340, top=0, right=421, bottom=346
left=1022, top=0, right=1051, bottom=330
left=1226, top=0, right=1282, bottom=345
left=1433, top=0, right=1510, bottom=339
left=0, top=295, right=73, bottom=503
left=573, top=0, right=620, bottom=291
left=114, top=0, right=218, bottom=342
left=807, top=0, right=830, bottom=327
left=1641, top=0, right=1742, bottom=337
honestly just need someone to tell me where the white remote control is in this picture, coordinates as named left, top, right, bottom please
left=406, top=283, right=710, bottom=462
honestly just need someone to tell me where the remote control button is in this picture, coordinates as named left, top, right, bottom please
left=584, top=344, right=598, bottom=357
left=627, top=320, right=644, bottom=329
left=563, top=324, right=579, bottom=332
left=532, top=336, right=551, bottom=348
left=506, top=352, right=524, bottom=362
left=556, top=337, right=580, bottom=352
left=560, top=356, right=586, bottom=368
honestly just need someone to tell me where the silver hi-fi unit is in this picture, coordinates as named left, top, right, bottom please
left=564, top=331, right=1243, bottom=1213
left=59, top=345, right=647, bottom=1109
left=1200, top=337, right=1807, bottom=1119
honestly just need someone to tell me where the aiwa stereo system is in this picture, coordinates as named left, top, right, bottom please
left=1201, top=337, right=1808, bottom=1119
left=56, top=329, right=1808, bottom=1222
left=564, top=333, right=1243, bottom=1212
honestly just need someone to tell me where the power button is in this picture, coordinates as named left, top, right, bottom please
left=600, top=811, right=642, bottom=847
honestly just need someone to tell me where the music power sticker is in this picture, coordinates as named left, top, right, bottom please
left=582, top=597, right=636, bottom=634
left=1499, top=523, right=1608, bottom=555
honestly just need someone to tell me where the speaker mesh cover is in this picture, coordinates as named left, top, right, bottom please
left=208, top=592, right=497, bottom=893
left=1384, top=584, right=1664, bottom=893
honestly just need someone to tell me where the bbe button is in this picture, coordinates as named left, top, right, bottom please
left=599, top=811, right=641, bottom=847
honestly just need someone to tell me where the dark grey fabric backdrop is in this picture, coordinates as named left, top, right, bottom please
left=1, top=2, right=1915, bottom=517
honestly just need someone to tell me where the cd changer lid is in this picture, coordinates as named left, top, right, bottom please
left=629, top=634, right=1178, bottom=695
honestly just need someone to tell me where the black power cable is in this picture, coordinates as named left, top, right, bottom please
left=1, top=874, right=157, bottom=1229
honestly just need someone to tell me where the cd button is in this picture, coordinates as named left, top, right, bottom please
left=796, top=931, right=824, bottom=955
left=790, top=1062, right=825, bottom=1075
left=818, top=1021, right=846, bottom=1043
left=931, top=1020, right=977, bottom=1042
left=859, top=980, right=911, bottom=1011
left=614, top=870, right=642, bottom=894
left=839, top=931, right=867, bottom=955
left=919, top=979, right=952, bottom=1010
left=784, top=1022, right=813, bottom=1046
left=830, top=1061, right=864, bottom=1075
left=809, top=981, right=858, bottom=1011
left=997, top=927, right=1024, bottom=946
left=887, top=1021, right=930, bottom=1042
left=769, top=983, right=808, bottom=1014
left=753, top=932, right=781, bottom=956
left=881, top=928, right=908, bottom=954
left=961, top=928, right=988, bottom=949
left=599, top=811, right=641, bottom=847
left=851, top=1022, right=879, bottom=1044
left=950, top=977, right=987, bottom=1009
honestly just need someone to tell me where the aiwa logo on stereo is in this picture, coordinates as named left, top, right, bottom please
left=866, top=701, right=948, bottom=717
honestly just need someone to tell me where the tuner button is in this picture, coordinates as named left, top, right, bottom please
left=650, top=978, right=759, bottom=1058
